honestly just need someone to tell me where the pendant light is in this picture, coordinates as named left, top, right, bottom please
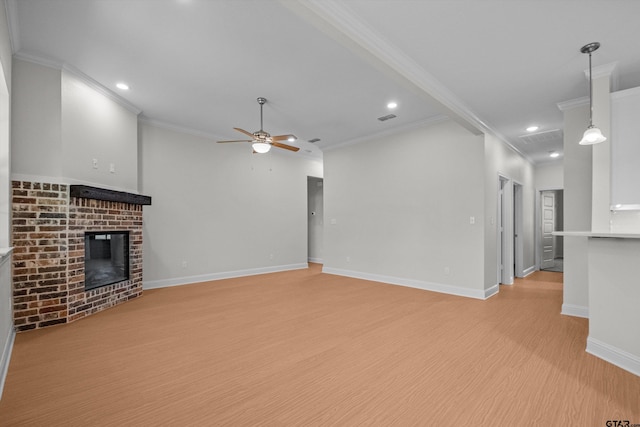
left=579, top=42, right=607, bottom=145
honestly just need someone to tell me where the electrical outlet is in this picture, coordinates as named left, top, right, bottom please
left=92, top=158, right=98, bottom=169
left=109, top=163, right=115, bottom=173
left=470, top=216, right=475, bottom=224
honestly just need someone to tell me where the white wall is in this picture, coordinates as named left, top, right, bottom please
left=322, top=120, right=487, bottom=297
left=483, top=133, right=535, bottom=286
left=11, top=59, right=62, bottom=179
left=140, top=122, right=322, bottom=288
left=535, top=161, right=563, bottom=190
left=561, top=103, right=591, bottom=316
left=11, top=59, right=139, bottom=192
left=61, top=71, right=138, bottom=192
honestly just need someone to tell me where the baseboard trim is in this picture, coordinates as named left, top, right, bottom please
left=522, top=266, right=536, bottom=277
left=561, top=303, right=589, bottom=318
left=143, top=263, right=309, bottom=290
left=321, top=267, right=487, bottom=300
left=586, top=337, right=640, bottom=377
left=308, top=257, right=323, bottom=264
left=484, top=284, right=499, bottom=299
left=0, top=328, right=15, bottom=401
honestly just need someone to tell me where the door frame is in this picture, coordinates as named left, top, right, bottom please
left=535, top=187, right=563, bottom=270
left=497, top=174, right=514, bottom=285
left=513, top=181, right=524, bottom=278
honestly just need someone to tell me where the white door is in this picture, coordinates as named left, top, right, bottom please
left=541, top=192, right=555, bottom=270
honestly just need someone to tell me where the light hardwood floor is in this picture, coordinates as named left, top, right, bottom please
left=1, top=264, right=638, bottom=426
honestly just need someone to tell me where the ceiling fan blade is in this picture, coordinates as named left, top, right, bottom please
left=234, top=127, right=255, bottom=138
left=217, top=139, right=252, bottom=143
left=271, top=134, right=297, bottom=142
left=272, top=142, right=300, bottom=152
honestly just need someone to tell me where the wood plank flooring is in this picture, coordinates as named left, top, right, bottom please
left=1, top=264, right=639, bottom=426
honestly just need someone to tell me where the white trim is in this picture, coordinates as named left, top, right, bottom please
left=586, top=337, right=640, bottom=377
left=484, top=284, right=499, bottom=299
left=139, top=117, right=323, bottom=161
left=139, top=116, right=227, bottom=142
left=557, top=96, right=589, bottom=111
left=561, top=303, right=589, bottom=318
left=143, top=263, right=309, bottom=290
left=0, top=329, right=15, bottom=400
left=4, top=0, right=20, bottom=53
left=13, top=51, right=142, bottom=115
left=587, top=62, right=619, bottom=92
left=522, top=265, right=536, bottom=277
left=289, top=0, right=533, bottom=165
left=611, top=85, right=640, bottom=100
left=321, top=267, right=489, bottom=300
left=307, top=257, right=323, bottom=264
left=322, top=115, right=449, bottom=152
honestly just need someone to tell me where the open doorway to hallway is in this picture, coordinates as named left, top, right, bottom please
left=540, top=190, right=564, bottom=273
left=307, top=177, right=324, bottom=264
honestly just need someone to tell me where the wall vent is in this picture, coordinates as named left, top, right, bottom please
left=518, top=129, right=563, bottom=145
left=377, top=114, right=397, bottom=122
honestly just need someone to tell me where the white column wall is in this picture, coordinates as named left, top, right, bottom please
left=561, top=103, right=591, bottom=317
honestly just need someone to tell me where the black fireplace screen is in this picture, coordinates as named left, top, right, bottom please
left=84, top=231, right=130, bottom=290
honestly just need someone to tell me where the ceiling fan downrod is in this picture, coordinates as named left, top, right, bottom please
left=257, top=97, right=266, bottom=132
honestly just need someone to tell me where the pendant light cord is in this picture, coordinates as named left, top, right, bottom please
left=588, top=50, right=594, bottom=127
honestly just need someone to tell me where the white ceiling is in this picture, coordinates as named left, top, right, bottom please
left=8, top=0, right=640, bottom=163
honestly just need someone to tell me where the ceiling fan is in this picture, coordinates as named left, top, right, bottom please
left=217, top=97, right=299, bottom=153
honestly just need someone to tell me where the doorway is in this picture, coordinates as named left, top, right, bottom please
left=307, top=177, right=324, bottom=264
left=539, top=190, right=563, bottom=272
left=497, top=176, right=513, bottom=285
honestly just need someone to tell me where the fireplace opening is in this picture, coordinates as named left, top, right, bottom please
left=84, top=231, right=130, bottom=290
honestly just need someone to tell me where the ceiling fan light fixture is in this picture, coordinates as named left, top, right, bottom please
left=252, top=142, right=271, bottom=153
left=579, top=125, right=607, bottom=145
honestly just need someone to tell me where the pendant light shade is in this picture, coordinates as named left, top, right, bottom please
left=579, top=125, right=607, bottom=145
left=252, top=141, right=271, bottom=153
left=579, top=42, right=606, bottom=145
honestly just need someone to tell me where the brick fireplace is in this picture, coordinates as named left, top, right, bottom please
left=11, top=181, right=151, bottom=331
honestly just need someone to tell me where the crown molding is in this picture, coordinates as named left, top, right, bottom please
left=4, top=0, right=20, bottom=53
left=13, top=51, right=142, bottom=115
left=287, top=0, right=532, bottom=164
left=323, top=114, right=450, bottom=152
left=139, top=116, right=227, bottom=141
left=584, top=61, right=619, bottom=92
left=139, top=116, right=323, bottom=160
left=557, top=96, right=589, bottom=111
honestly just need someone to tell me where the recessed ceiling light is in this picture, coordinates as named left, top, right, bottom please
left=387, top=102, right=398, bottom=109
left=116, top=82, right=130, bottom=90
left=526, top=125, right=539, bottom=132
left=549, top=152, right=560, bottom=158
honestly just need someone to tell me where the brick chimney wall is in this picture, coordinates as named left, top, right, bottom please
left=11, top=180, right=144, bottom=331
